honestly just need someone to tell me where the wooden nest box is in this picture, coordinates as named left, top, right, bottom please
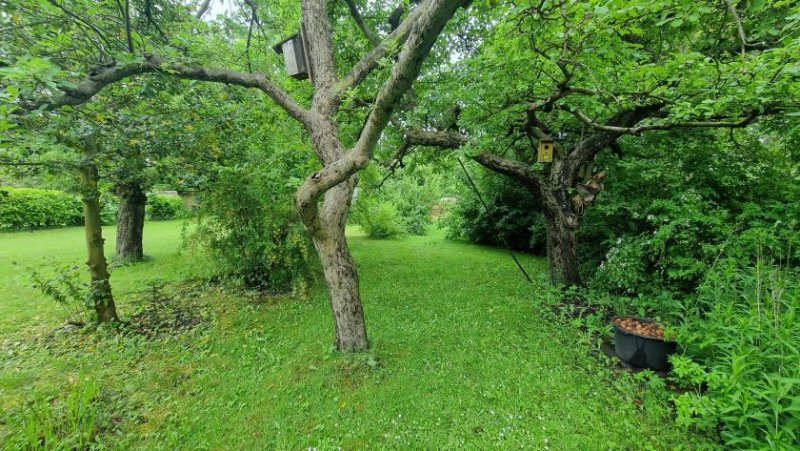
left=273, top=28, right=310, bottom=80
left=537, top=139, right=554, bottom=163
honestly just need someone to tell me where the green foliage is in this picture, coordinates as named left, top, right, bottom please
left=446, top=169, right=547, bottom=254
left=99, top=196, right=119, bottom=226
left=670, top=261, right=800, bottom=448
left=589, top=191, right=731, bottom=294
left=193, top=157, right=315, bottom=294
left=581, top=130, right=800, bottom=296
left=355, top=199, right=404, bottom=239
left=22, top=374, right=100, bottom=450
left=28, top=264, right=90, bottom=324
left=0, top=187, right=83, bottom=230
left=352, top=164, right=447, bottom=237
left=145, top=194, right=189, bottom=221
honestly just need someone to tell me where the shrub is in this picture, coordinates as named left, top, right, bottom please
left=29, top=264, right=91, bottom=324
left=99, top=197, right=119, bottom=225
left=146, top=194, right=189, bottom=221
left=580, top=129, right=800, bottom=296
left=589, top=192, right=730, bottom=295
left=383, top=175, right=436, bottom=235
left=398, top=202, right=430, bottom=235
left=0, top=187, right=83, bottom=230
left=356, top=200, right=404, bottom=239
left=192, top=157, right=315, bottom=294
left=352, top=164, right=440, bottom=236
left=445, top=171, right=547, bottom=254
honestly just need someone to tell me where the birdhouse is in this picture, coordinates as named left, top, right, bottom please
left=273, top=29, right=310, bottom=80
left=537, top=139, right=554, bottom=163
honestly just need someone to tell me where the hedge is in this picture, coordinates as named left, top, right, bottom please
left=146, top=194, right=190, bottom=221
left=0, top=187, right=84, bottom=231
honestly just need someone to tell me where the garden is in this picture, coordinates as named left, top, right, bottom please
left=1, top=0, right=798, bottom=449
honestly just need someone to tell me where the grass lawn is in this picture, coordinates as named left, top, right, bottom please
left=0, top=221, right=714, bottom=449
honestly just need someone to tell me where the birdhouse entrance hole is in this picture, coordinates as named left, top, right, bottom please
left=538, top=139, right=554, bottom=163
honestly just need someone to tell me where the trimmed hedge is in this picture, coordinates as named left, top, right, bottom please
left=0, top=187, right=84, bottom=230
left=146, top=194, right=189, bottom=221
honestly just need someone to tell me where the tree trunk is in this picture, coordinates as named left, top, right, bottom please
left=309, top=179, right=370, bottom=351
left=79, top=134, right=118, bottom=323
left=115, top=182, right=146, bottom=262
left=540, top=185, right=584, bottom=288
left=313, top=230, right=369, bottom=351
left=543, top=211, right=583, bottom=287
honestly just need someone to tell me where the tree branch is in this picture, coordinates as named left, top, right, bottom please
left=336, top=4, right=425, bottom=96
left=405, top=127, right=468, bottom=148
left=296, top=0, right=465, bottom=221
left=723, top=0, right=765, bottom=54
left=195, top=0, right=213, bottom=19
left=34, top=55, right=311, bottom=126
left=345, top=0, right=380, bottom=46
left=566, top=106, right=765, bottom=136
left=46, top=0, right=119, bottom=51
left=471, top=152, right=543, bottom=192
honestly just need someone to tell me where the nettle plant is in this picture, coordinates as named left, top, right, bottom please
left=670, top=259, right=800, bottom=448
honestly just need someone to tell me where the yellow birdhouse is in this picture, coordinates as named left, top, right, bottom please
left=537, top=139, right=554, bottom=163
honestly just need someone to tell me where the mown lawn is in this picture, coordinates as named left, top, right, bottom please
left=0, top=222, right=714, bottom=449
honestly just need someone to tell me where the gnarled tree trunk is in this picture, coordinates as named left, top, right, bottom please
left=542, top=206, right=583, bottom=287
left=315, top=180, right=369, bottom=351
left=539, top=159, right=584, bottom=287
left=115, top=182, right=146, bottom=262
left=536, top=182, right=584, bottom=287
left=302, top=135, right=369, bottom=351
left=312, top=207, right=369, bottom=350
left=79, top=134, right=118, bottom=323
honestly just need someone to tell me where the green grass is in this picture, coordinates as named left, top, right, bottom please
left=0, top=220, right=209, bottom=335
left=0, top=222, right=715, bottom=449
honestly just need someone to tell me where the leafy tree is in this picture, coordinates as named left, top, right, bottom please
left=399, top=0, right=799, bottom=287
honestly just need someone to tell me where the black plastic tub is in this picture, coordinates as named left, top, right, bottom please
left=612, top=317, right=677, bottom=371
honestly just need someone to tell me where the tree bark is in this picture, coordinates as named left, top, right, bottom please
left=313, top=220, right=369, bottom=350
left=539, top=159, right=584, bottom=287
left=305, top=176, right=370, bottom=351
left=542, top=205, right=583, bottom=287
left=79, top=134, right=118, bottom=323
left=114, top=182, right=146, bottom=262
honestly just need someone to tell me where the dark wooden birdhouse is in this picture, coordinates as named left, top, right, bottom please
left=273, top=29, right=310, bottom=80
left=537, top=139, right=554, bottom=163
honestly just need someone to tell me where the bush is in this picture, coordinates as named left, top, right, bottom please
left=29, top=264, right=91, bottom=324
left=589, top=192, right=731, bottom=295
left=356, top=199, right=404, bottom=239
left=99, top=197, right=119, bottom=226
left=192, top=156, right=315, bottom=294
left=352, top=164, right=440, bottom=236
left=146, top=194, right=189, bottom=221
left=445, top=171, right=547, bottom=254
left=579, top=129, right=800, bottom=296
left=0, top=187, right=83, bottom=230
